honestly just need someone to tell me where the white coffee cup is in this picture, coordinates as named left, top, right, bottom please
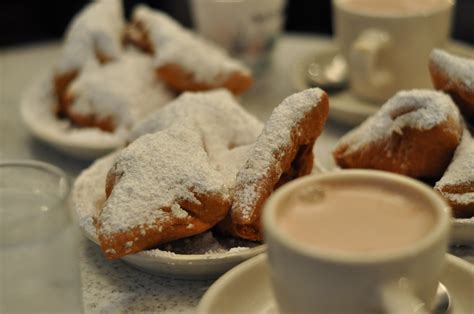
left=333, top=0, right=454, bottom=102
left=191, top=0, right=286, bottom=71
left=263, top=170, right=451, bottom=314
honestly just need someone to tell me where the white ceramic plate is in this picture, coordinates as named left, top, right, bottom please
left=292, top=41, right=474, bottom=126
left=70, top=152, right=266, bottom=280
left=197, top=253, right=474, bottom=314
left=20, top=73, right=127, bottom=159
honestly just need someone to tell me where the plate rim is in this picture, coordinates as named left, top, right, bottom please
left=197, top=253, right=474, bottom=314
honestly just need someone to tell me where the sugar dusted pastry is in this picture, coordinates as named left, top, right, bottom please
left=95, top=88, right=329, bottom=258
left=129, top=89, right=262, bottom=144
left=333, top=90, right=463, bottom=179
left=99, top=125, right=232, bottom=259
left=129, top=89, right=264, bottom=189
left=54, top=0, right=124, bottom=101
left=97, top=90, right=262, bottom=259
left=61, top=52, right=174, bottom=132
left=429, top=49, right=474, bottom=123
left=124, top=5, right=252, bottom=95
left=435, top=131, right=474, bottom=218
left=222, top=88, right=329, bottom=241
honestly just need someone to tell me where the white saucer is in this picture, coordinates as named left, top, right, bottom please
left=20, top=73, right=127, bottom=160
left=70, top=152, right=266, bottom=280
left=292, top=40, right=474, bottom=126
left=198, top=253, right=474, bottom=314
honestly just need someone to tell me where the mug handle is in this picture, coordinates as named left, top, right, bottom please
left=379, top=279, right=429, bottom=314
left=349, top=29, right=393, bottom=90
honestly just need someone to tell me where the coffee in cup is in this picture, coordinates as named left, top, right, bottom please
left=279, top=180, right=436, bottom=253
left=263, top=170, right=451, bottom=314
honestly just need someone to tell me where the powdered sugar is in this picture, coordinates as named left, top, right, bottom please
left=99, top=125, right=230, bottom=236
left=71, top=152, right=118, bottom=241
left=435, top=130, right=474, bottom=194
left=72, top=153, right=258, bottom=256
left=67, top=51, right=174, bottom=130
left=56, top=0, right=124, bottom=74
left=132, top=5, right=250, bottom=84
left=337, top=90, right=462, bottom=155
left=100, top=90, right=263, bottom=237
left=130, top=89, right=262, bottom=154
left=231, top=88, right=325, bottom=221
left=443, top=193, right=474, bottom=205
left=430, top=49, right=474, bottom=91
left=21, top=72, right=127, bottom=153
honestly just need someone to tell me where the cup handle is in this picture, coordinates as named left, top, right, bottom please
left=350, top=29, right=393, bottom=89
left=379, top=278, right=429, bottom=314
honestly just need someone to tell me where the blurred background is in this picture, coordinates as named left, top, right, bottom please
left=0, top=0, right=472, bottom=47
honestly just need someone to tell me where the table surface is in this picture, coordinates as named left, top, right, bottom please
left=1, top=34, right=473, bottom=313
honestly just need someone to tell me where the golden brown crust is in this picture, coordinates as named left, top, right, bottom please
left=122, top=20, right=154, bottom=54
left=60, top=91, right=116, bottom=132
left=435, top=185, right=474, bottom=218
left=429, top=60, right=474, bottom=123
left=333, top=116, right=462, bottom=179
left=53, top=70, right=79, bottom=115
left=223, top=92, right=329, bottom=241
left=100, top=168, right=231, bottom=260
left=122, top=12, right=252, bottom=95
left=156, top=64, right=253, bottom=96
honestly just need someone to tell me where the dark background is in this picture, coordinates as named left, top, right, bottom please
left=0, top=0, right=472, bottom=47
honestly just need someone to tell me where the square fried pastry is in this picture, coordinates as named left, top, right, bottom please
left=333, top=90, right=463, bottom=179
left=61, top=52, right=174, bottom=132
left=124, top=5, right=253, bottom=95
left=221, top=89, right=329, bottom=241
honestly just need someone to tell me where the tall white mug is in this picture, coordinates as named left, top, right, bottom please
left=333, top=0, right=454, bottom=102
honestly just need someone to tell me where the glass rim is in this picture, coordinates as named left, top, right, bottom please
left=0, top=159, right=70, bottom=201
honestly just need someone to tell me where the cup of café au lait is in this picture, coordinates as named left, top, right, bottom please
left=263, top=170, right=451, bottom=314
left=333, top=0, right=453, bottom=102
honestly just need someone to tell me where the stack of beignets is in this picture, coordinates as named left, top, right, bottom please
left=52, top=1, right=252, bottom=133
left=94, top=88, right=328, bottom=259
left=61, top=52, right=174, bottom=132
left=124, top=5, right=252, bottom=95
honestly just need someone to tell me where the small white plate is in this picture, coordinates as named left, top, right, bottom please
left=71, top=152, right=266, bottom=279
left=197, top=253, right=474, bottom=314
left=20, top=73, right=127, bottom=160
left=292, top=41, right=474, bottom=126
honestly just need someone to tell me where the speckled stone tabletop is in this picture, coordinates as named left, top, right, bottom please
left=1, top=34, right=473, bottom=313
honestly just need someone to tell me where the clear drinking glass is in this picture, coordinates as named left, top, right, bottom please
left=0, top=160, right=83, bottom=313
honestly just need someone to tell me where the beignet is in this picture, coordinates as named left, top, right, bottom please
left=333, top=90, right=463, bottom=179
left=124, top=5, right=253, bottom=95
left=429, top=49, right=474, bottom=123
left=435, top=130, right=474, bottom=218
